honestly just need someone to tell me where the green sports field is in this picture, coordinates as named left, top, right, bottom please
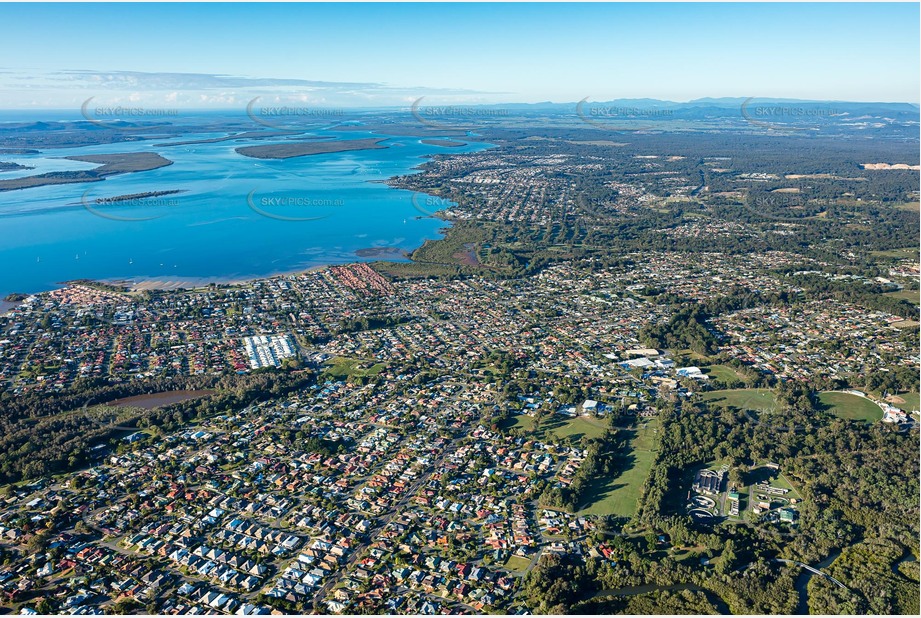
left=895, top=392, right=920, bottom=413
left=818, top=391, right=883, bottom=422
left=580, top=418, right=660, bottom=517
left=546, top=416, right=608, bottom=442
left=500, top=413, right=535, bottom=432
left=703, top=365, right=744, bottom=384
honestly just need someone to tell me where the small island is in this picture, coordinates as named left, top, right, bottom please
left=78, top=189, right=185, bottom=205
left=0, top=161, right=34, bottom=171
left=421, top=139, right=467, bottom=147
left=64, top=152, right=174, bottom=174
left=236, top=138, right=388, bottom=160
left=0, top=152, right=173, bottom=192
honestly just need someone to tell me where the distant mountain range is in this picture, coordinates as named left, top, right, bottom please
left=0, top=99, right=917, bottom=130
left=417, top=99, right=920, bottom=128
left=469, top=98, right=920, bottom=115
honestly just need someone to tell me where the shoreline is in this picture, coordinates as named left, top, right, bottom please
left=103, top=263, right=333, bottom=292
left=9, top=222, right=454, bottom=297
left=98, top=254, right=419, bottom=293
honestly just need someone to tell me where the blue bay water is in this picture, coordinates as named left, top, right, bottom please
left=0, top=128, right=491, bottom=297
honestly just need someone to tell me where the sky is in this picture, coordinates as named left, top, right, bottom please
left=0, top=2, right=918, bottom=109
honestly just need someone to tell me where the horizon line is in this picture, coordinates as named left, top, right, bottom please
left=0, top=97, right=919, bottom=113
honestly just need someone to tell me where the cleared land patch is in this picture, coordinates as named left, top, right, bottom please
left=871, top=247, right=917, bottom=259
left=884, top=290, right=920, bottom=306
left=108, top=389, right=214, bottom=410
left=502, top=555, right=531, bottom=572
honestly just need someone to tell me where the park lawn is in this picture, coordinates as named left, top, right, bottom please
left=503, top=555, right=531, bottom=572
left=703, top=364, right=744, bottom=384
left=324, top=356, right=386, bottom=378
left=671, top=545, right=707, bottom=564
left=580, top=418, right=660, bottom=517
left=818, top=391, right=883, bottom=423
left=501, top=413, right=535, bottom=432
left=884, top=290, right=920, bottom=305
left=701, top=388, right=777, bottom=412
left=545, top=416, right=608, bottom=443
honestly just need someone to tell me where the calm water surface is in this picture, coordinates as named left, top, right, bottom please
left=0, top=126, right=491, bottom=296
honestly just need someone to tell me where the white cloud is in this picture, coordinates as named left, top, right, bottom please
left=0, top=69, right=503, bottom=109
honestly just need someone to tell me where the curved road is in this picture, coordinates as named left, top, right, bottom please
left=774, top=558, right=848, bottom=590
